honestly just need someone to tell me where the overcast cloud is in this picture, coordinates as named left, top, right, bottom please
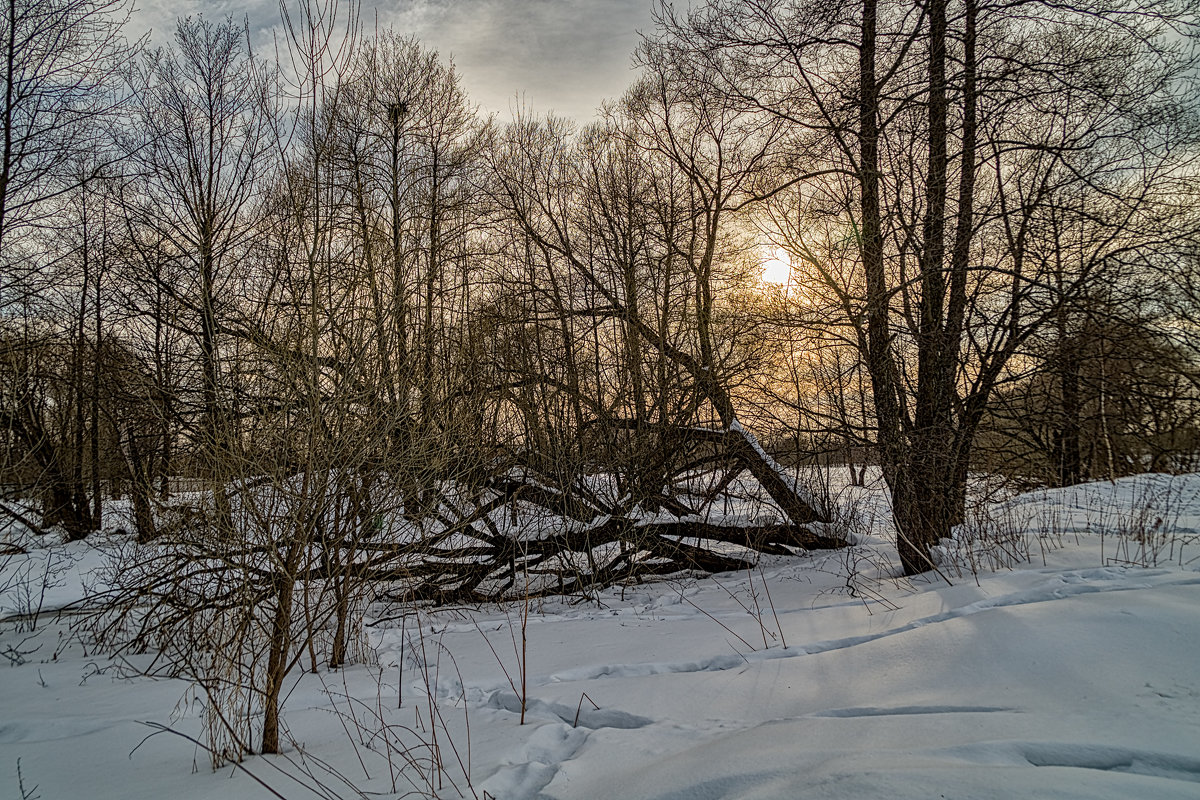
left=130, top=0, right=656, bottom=122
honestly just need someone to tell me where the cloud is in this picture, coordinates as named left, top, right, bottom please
left=131, top=0, right=281, bottom=43
left=129, top=0, right=655, bottom=122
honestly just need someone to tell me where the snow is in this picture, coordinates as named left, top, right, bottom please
left=727, top=418, right=828, bottom=519
left=3, top=472, right=1200, bottom=799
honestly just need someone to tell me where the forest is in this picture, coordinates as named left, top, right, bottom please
left=2, top=0, right=1200, bottom=779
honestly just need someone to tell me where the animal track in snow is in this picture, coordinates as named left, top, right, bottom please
left=532, top=570, right=1200, bottom=690
left=487, top=691, right=653, bottom=730
left=943, top=740, right=1200, bottom=784
left=478, top=711, right=626, bottom=798
left=809, top=705, right=1014, bottom=718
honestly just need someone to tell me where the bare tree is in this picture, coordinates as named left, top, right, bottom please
left=118, top=15, right=277, bottom=526
left=0, top=0, right=135, bottom=268
left=487, top=67, right=835, bottom=525
left=0, top=0, right=136, bottom=534
left=651, top=0, right=1200, bottom=573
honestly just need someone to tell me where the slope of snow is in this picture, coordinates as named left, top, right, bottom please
left=2, top=473, right=1199, bottom=799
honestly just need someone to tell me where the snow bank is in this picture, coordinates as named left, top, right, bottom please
left=1, top=473, right=1198, bottom=799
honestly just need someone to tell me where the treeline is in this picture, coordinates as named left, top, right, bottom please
left=3, top=0, right=1200, bottom=577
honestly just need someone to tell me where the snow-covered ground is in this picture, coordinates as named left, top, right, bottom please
left=3, top=472, right=1199, bottom=799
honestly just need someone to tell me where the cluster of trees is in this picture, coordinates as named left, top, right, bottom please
left=655, top=0, right=1200, bottom=571
left=4, top=0, right=1200, bottom=568
left=3, top=0, right=1199, bottom=760
left=2, top=0, right=837, bottom=552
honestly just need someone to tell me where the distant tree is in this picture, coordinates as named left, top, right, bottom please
left=983, top=295, right=1200, bottom=483
left=335, top=30, right=487, bottom=516
left=0, top=0, right=136, bottom=534
left=118, top=15, right=276, bottom=525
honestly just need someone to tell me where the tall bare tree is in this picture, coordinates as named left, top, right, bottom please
left=119, top=15, right=276, bottom=525
left=651, top=0, right=1200, bottom=573
left=0, top=0, right=135, bottom=534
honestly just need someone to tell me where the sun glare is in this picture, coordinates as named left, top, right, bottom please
left=760, top=247, right=791, bottom=285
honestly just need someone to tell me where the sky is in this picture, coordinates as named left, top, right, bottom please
left=131, top=0, right=658, bottom=122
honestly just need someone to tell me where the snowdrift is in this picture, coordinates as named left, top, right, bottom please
left=1, top=472, right=1198, bottom=799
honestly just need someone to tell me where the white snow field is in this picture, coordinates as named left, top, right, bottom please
left=2, top=472, right=1199, bottom=799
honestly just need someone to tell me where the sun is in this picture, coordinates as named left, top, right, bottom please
left=760, top=246, right=792, bottom=285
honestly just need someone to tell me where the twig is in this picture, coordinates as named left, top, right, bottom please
left=680, top=595, right=757, bottom=652
left=573, top=692, right=600, bottom=727
left=759, top=564, right=787, bottom=650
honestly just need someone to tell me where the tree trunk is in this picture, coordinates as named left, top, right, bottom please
left=121, top=425, right=158, bottom=542
left=42, top=481, right=90, bottom=539
left=891, top=429, right=956, bottom=575
left=260, top=566, right=296, bottom=755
